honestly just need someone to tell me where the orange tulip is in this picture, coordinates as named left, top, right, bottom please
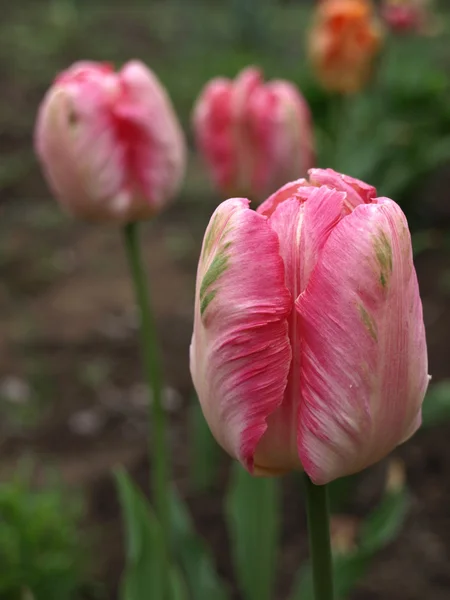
left=308, top=0, right=383, bottom=94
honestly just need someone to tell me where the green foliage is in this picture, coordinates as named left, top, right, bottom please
left=189, top=400, right=222, bottom=492
left=116, top=470, right=227, bottom=600
left=169, top=568, right=189, bottom=600
left=229, top=0, right=274, bottom=51
left=169, top=489, right=229, bottom=600
left=115, top=469, right=166, bottom=600
left=0, top=465, right=94, bottom=600
left=421, top=380, right=450, bottom=428
left=289, top=488, right=409, bottom=600
left=316, top=36, right=450, bottom=225
left=225, top=464, right=280, bottom=600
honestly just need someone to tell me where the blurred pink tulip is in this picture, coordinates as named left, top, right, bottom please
left=35, top=61, right=186, bottom=223
left=193, top=67, right=314, bottom=202
left=381, top=0, right=434, bottom=34
left=190, top=169, right=428, bottom=485
left=382, top=4, right=420, bottom=31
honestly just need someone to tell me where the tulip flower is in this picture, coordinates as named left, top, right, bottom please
left=193, top=67, right=314, bottom=201
left=381, top=0, right=434, bottom=35
left=190, top=169, right=428, bottom=485
left=35, top=60, right=186, bottom=223
left=308, top=0, right=383, bottom=94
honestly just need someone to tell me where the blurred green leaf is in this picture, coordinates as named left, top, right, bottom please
left=359, top=490, right=409, bottom=552
left=169, top=489, right=229, bottom=600
left=421, top=380, right=450, bottom=428
left=289, top=488, right=409, bottom=600
left=169, top=567, right=189, bottom=600
left=189, top=399, right=222, bottom=492
left=225, top=464, right=280, bottom=600
left=115, top=469, right=164, bottom=600
left=116, top=471, right=229, bottom=600
left=290, top=552, right=369, bottom=600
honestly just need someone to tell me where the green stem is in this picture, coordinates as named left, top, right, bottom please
left=304, top=475, right=334, bottom=600
left=123, top=221, right=170, bottom=598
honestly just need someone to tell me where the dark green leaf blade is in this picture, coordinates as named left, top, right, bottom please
left=421, top=380, right=450, bottom=428
left=169, top=566, right=189, bottom=600
left=225, top=464, right=280, bottom=600
left=115, top=469, right=164, bottom=600
left=189, top=399, right=222, bottom=492
left=169, top=489, right=229, bottom=600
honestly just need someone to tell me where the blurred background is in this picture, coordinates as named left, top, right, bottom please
left=1, top=0, right=450, bottom=598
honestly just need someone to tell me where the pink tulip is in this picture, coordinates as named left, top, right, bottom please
left=35, top=61, right=186, bottom=223
left=193, top=67, right=314, bottom=202
left=381, top=0, right=433, bottom=34
left=190, top=169, right=428, bottom=485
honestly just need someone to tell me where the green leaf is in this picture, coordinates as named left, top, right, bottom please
left=289, top=488, right=409, bottom=600
left=189, top=399, right=222, bottom=492
left=290, top=553, right=369, bottom=600
left=225, top=464, right=280, bottom=600
left=116, top=469, right=228, bottom=600
left=421, top=380, right=450, bottom=428
left=169, top=489, right=229, bottom=600
left=115, top=469, right=164, bottom=600
left=169, top=567, right=189, bottom=600
left=360, top=490, right=409, bottom=552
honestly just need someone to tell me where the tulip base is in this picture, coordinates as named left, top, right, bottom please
left=123, top=222, right=170, bottom=598
left=304, top=475, right=334, bottom=600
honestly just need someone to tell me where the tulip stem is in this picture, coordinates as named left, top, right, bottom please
left=123, top=221, right=170, bottom=597
left=304, top=475, right=334, bottom=600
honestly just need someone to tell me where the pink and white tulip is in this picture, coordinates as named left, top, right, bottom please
left=190, top=169, right=428, bottom=485
left=193, top=67, right=315, bottom=202
left=35, top=61, right=186, bottom=223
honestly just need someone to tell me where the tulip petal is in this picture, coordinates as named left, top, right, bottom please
left=252, top=185, right=347, bottom=472
left=117, top=61, right=186, bottom=209
left=296, top=198, right=428, bottom=484
left=193, top=78, right=236, bottom=194
left=190, top=198, right=292, bottom=471
left=269, top=185, right=347, bottom=296
left=248, top=81, right=315, bottom=196
left=257, top=178, right=307, bottom=218
left=308, top=168, right=377, bottom=210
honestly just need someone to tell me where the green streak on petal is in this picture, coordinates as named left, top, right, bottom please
left=199, top=250, right=230, bottom=318
left=358, top=304, right=378, bottom=342
left=374, top=230, right=393, bottom=289
left=200, top=253, right=228, bottom=298
left=200, top=290, right=217, bottom=316
left=374, top=231, right=393, bottom=272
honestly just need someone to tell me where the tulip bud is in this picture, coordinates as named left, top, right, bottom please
left=190, top=169, right=428, bottom=485
left=35, top=61, right=186, bottom=223
left=193, top=66, right=314, bottom=202
left=308, top=0, right=383, bottom=94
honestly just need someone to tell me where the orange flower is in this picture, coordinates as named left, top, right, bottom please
left=308, top=0, right=383, bottom=94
